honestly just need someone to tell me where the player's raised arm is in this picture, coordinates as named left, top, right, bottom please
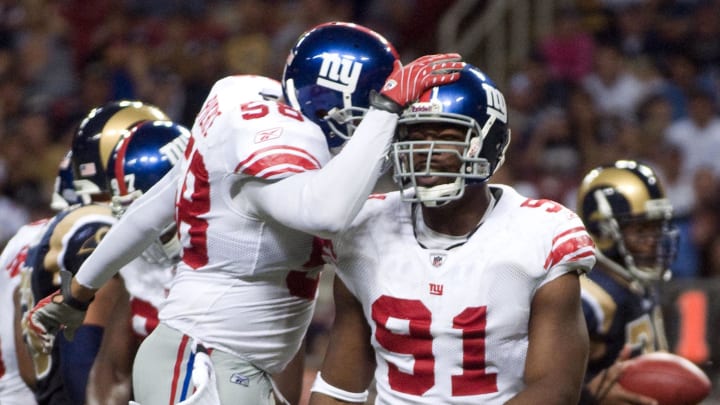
left=250, top=53, right=465, bottom=238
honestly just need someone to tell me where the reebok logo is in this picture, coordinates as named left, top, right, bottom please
left=229, top=373, right=250, bottom=386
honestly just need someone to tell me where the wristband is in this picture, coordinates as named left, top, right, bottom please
left=59, top=270, right=93, bottom=311
left=310, top=372, right=369, bottom=403
left=369, top=91, right=402, bottom=115
left=55, top=291, right=92, bottom=311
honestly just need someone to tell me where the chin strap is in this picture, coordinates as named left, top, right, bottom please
left=595, top=251, right=645, bottom=295
left=415, top=178, right=464, bottom=207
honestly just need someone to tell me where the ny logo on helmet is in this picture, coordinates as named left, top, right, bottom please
left=317, top=52, right=362, bottom=93
left=482, top=83, right=507, bottom=124
left=159, top=135, right=189, bottom=165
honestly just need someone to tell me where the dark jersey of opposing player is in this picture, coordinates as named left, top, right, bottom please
left=20, top=204, right=115, bottom=405
left=580, top=268, right=668, bottom=380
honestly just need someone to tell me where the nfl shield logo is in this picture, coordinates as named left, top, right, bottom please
left=431, top=254, right=446, bottom=267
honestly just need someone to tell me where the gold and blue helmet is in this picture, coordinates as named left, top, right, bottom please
left=71, top=100, right=169, bottom=202
left=577, top=160, right=678, bottom=283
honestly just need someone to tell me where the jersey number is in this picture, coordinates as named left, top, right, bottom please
left=1, top=246, right=30, bottom=378
left=372, top=296, right=498, bottom=396
left=520, top=198, right=563, bottom=213
left=177, top=150, right=211, bottom=268
left=240, top=102, right=304, bottom=122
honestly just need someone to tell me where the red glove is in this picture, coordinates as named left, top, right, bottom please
left=372, top=53, right=465, bottom=114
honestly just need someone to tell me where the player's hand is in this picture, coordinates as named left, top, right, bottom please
left=586, top=347, right=658, bottom=405
left=177, top=348, right=221, bottom=405
left=371, top=53, right=465, bottom=114
left=25, top=271, right=91, bottom=353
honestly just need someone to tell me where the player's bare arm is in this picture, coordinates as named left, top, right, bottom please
left=507, top=271, right=589, bottom=404
left=584, top=346, right=658, bottom=405
left=273, top=340, right=306, bottom=405
left=309, top=276, right=375, bottom=405
left=86, top=278, right=133, bottom=405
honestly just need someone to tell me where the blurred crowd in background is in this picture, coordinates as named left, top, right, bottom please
left=0, top=0, right=445, bottom=234
left=1, top=0, right=720, bottom=363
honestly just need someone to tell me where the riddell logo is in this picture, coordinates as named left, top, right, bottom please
left=410, top=101, right=442, bottom=113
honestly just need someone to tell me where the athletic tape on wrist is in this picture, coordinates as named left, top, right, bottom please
left=310, top=371, right=369, bottom=403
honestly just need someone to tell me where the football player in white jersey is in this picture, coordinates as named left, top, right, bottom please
left=85, top=120, right=189, bottom=405
left=576, top=160, right=677, bottom=405
left=0, top=220, right=47, bottom=405
left=0, top=149, right=82, bottom=405
left=18, top=101, right=179, bottom=404
left=309, top=64, right=597, bottom=404
left=25, top=22, right=465, bottom=405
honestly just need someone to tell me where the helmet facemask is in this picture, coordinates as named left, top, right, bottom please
left=141, top=223, right=181, bottom=266
left=325, top=105, right=367, bottom=141
left=110, top=189, right=143, bottom=218
left=392, top=112, right=501, bottom=207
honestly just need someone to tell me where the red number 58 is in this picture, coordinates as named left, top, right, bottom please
left=240, top=102, right=304, bottom=122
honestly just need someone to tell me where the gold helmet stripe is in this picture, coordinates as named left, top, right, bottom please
left=99, top=104, right=169, bottom=168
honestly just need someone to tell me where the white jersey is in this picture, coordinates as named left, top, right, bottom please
left=75, top=75, right=397, bottom=375
left=0, top=220, right=47, bottom=405
left=161, top=75, right=333, bottom=374
left=118, top=257, right=175, bottom=339
left=332, top=185, right=596, bottom=404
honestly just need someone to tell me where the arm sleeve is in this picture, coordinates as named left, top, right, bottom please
left=59, top=324, right=104, bottom=404
left=74, top=164, right=180, bottom=289
left=245, top=108, right=397, bottom=238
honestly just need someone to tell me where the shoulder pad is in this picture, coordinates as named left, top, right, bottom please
left=30, top=205, right=115, bottom=298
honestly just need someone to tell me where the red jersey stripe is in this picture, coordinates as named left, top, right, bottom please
left=544, top=233, right=595, bottom=270
left=235, top=146, right=321, bottom=177
left=552, top=226, right=587, bottom=245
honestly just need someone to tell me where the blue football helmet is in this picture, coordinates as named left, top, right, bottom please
left=51, top=150, right=81, bottom=211
left=282, top=21, right=398, bottom=150
left=71, top=100, right=169, bottom=202
left=577, top=160, right=678, bottom=284
left=107, top=120, right=190, bottom=265
left=392, top=64, right=511, bottom=206
left=107, top=120, right=189, bottom=215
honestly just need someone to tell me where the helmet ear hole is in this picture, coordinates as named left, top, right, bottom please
left=315, top=109, right=328, bottom=121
